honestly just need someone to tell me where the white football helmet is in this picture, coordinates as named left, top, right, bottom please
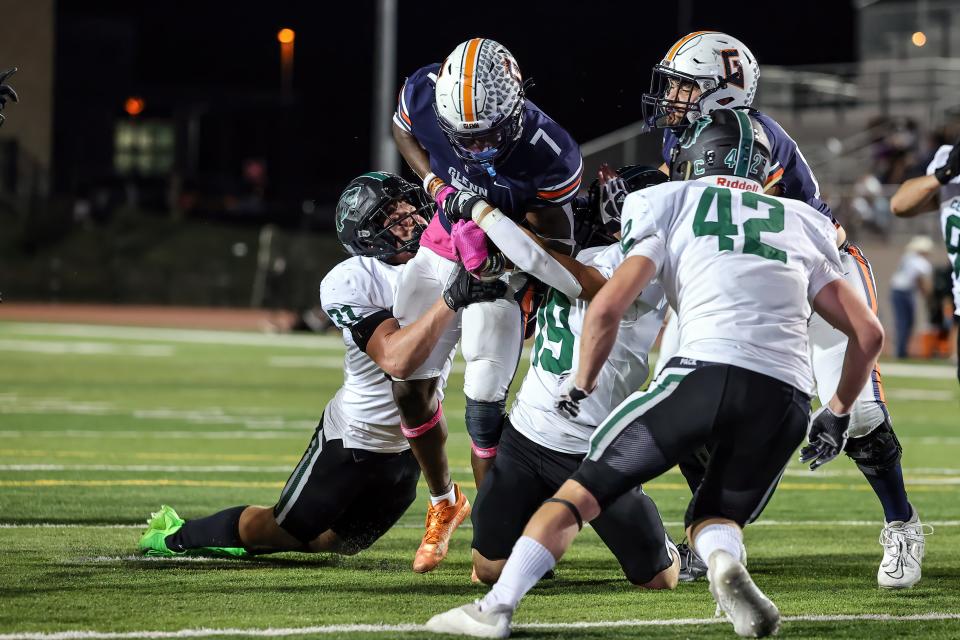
left=434, top=38, right=525, bottom=176
left=642, top=31, right=760, bottom=130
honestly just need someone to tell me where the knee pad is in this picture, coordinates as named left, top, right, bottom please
left=844, top=417, right=902, bottom=476
left=400, top=401, right=443, bottom=439
left=463, top=359, right=515, bottom=402
left=465, top=397, right=505, bottom=453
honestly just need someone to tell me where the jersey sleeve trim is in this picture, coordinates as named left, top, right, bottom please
left=764, top=161, right=784, bottom=190
left=393, top=80, right=413, bottom=133
left=536, top=157, right=584, bottom=204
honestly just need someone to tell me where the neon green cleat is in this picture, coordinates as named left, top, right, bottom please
left=138, top=505, right=184, bottom=557
left=137, top=505, right=249, bottom=558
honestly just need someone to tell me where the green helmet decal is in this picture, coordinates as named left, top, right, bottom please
left=336, top=186, right=361, bottom=233
left=362, top=171, right=391, bottom=182
left=680, top=115, right=713, bottom=149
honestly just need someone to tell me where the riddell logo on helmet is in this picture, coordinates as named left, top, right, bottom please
left=715, top=176, right=760, bottom=192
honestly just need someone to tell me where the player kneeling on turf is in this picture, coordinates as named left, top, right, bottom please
left=138, top=172, right=504, bottom=560
left=426, top=110, right=884, bottom=638
left=465, top=165, right=680, bottom=589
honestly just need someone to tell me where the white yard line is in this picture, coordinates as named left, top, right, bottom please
left=0, top=464, right=293, bottom=473
left=0, top=323, right=345, bottom=350
left=0, top=340, right=173, bottom=357
left=1, top=613, right=958, bottom=639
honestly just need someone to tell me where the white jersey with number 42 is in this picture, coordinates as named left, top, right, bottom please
left=620, top=176, right=842, bottom=394
left=509, top=244, right=668, bottom=455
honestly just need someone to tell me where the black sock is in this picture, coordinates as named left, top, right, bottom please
left=859, top=463, right=912, bottom=523
left=166, top=505, right=248, bottom=552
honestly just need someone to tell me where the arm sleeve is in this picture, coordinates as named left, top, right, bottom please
left=477, top=208, right=583, bottom=299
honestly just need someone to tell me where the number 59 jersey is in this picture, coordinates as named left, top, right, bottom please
left=620, top=176, right=843, bottom=394
left=509, top=244, right=668, bottom=455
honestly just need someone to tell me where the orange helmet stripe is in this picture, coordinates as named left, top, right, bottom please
left=665, top=30, right=720, bottom=61
left=461, top=38, right=483, bottom=123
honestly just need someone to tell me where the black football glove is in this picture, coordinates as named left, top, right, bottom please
left=555, top=373, right=594, bottom=419
left=444, top=189, right=485, bottom=224
left=443, top=264, right=507, bottom=311
left=799, top=406, right=851, bottom=471
left=0, top=67, right=19, bottom=127
left=934, top=138, right=960, bottom=185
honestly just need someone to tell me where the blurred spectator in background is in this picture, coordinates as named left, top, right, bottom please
left=889, top=235, right=934, bottom=359
left=848, top=173, right=891, bottom=238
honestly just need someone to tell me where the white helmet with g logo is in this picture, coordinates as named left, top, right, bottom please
left=642, top=31, right=760, bottom=130
left=434, top=38, right=525, bottom=176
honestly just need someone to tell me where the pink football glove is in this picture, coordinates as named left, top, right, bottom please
left=450, top=220, right=491, bottom=273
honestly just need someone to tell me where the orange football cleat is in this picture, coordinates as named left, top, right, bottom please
left=412, top=484, right=470, bottom=573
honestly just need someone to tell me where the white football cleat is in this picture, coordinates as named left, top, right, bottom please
left=707, top=550, right=780, bottom=638
left=878, top=507, right=931, bottom=589
left=425, top=601, right=512, bottom=638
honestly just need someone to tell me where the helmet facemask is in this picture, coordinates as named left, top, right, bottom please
left=434, top=94, right=524, bottom=178
left=642, top=65, right=723, bottom=131
left=362, top=191, right=432, bottom=258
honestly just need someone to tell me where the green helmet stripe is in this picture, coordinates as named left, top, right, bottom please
left=362, top=171, right=391, bottom=181
left=733, top=109, right=754, bottom=178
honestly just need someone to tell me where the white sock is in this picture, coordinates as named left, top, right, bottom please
left=430, top=485, right=456, bottom=507
left=694, top=523, right=744, bottom=569
left=479, top=536, right=556, bottom=612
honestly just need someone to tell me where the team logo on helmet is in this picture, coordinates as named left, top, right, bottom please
left=336, top=186, right=360, bottom=234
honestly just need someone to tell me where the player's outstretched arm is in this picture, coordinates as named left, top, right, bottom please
left=811, top=279, right=885, bottom=413
left=392, top=122, right=431, bottom=180
left=890, top=175, right=941, bottom=218
left=575, top=254, right=658, bottom=391
left=365, top=267, right=506, bottom=379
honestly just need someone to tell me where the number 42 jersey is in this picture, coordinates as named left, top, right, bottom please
left=620, top=176, right=843, bottom=394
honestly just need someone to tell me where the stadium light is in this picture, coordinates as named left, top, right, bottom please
left=277, top=28, right=295, bottom=98
left=124, top=96, right=145, bottom=117
left=912, top=31, right=927, bottom=47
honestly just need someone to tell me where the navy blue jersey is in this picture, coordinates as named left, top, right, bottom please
left=661, top=108, right=832, bottom=220
left=394, top=64, right=583, bottom=220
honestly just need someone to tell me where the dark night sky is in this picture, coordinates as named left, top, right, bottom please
left=58, top=0, right=858, bottom=201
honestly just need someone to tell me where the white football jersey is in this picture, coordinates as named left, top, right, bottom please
left=926, top=145, right=960, bottom=311
left=320, top=256, right=448, bottom=453
left=510, top=244, right=667, bottom=455
left=621, top=176, right=843, bottom=394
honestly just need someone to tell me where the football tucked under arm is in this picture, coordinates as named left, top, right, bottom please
left=470, top=200, right=582, bottom=299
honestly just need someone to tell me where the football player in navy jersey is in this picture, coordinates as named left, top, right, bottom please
left=633, top=31, right=927, bottom=589
left=390, top=38, right=586, bottom=573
